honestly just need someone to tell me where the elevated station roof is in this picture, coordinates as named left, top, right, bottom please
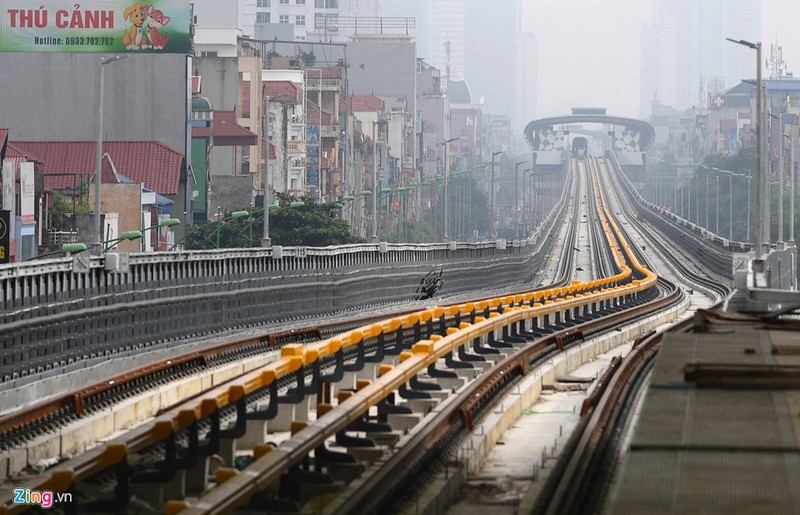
left=524, top=115, right=656, bottom=152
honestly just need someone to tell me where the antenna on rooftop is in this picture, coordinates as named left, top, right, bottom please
left=767, top=42, right=788, bottom=79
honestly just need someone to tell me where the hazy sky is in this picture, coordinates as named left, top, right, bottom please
left=524, top=0, right=800, bottom=118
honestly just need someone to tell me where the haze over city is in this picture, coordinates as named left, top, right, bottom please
left=388, top=0, right=800, bottom=121
left=2, top=1, right=800, bottom=513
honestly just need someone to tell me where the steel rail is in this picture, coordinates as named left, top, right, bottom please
left=0, top=152, right=578, bottom=464
left=340, top=284, right=682, bottom=515
left=176, top=153, right=658, bottom=513
left=535, top=155, right=730, bottom=515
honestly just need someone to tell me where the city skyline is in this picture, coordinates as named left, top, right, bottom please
left=523, top=0, right=799, bottom=119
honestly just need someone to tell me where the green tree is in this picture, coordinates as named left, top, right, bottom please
left=677, top=149, right=756, bottom=241
left=184, top=195, right=365, bottom=250
left=50, top=192, right=89, bottom=230
left=302, top=51, right=316, bottom=67
left=268, top=194, right=365, bottom=246
left=184, top=213, right=252, bottom=250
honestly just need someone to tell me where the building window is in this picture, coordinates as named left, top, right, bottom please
left=279, top=14, right=289, bottom=24
left=296, top=0, right=305, bottom=3
left=296, top=15, right=305, bottom=26
left=256, top=12, right=270, bottom=23
left=279, top=0, right=289, bottom=4
left=315, top=0, right=338, bottom=8
left=257, top=0, right=270, bottom=7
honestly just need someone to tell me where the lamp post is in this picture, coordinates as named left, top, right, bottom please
left=513, top=161, right=525, bottom=239
left=140, top=217, right=180, bottom=251
left=28, top=243, right=88, bottom=261
left=104, top=230, right=143, bottom=253
left=93, top=55, right=127, bottom=255
left=441, top=137, right=460, bottom=242
left=522, top=167, right=532, bottom=235
left=490, top=150, right=503, bottom=239
left=770, top=113, right=786, bottom=243
left=371, top=120, right=379, bottom=243
left=716, top=173, right=720, bottom=234
left=747, top=170, right=752, bottom=241
left=729, top=173, right=733, bottom=240
left=786, top=132, right=795, bottom=245
left=717, top=169, right=734, bottom=240
left=261, top=93, right=288, bottom=248
left=216, top=209, right=249, bottom=249
left=728, top=38, right=764, bottom=256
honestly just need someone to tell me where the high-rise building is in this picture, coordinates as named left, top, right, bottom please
left=641, top=0, right=760, bottom=117
left=425, top=0, right=465, bottom=76
left=516, top=31, right=537, bottom=134
left=426, top=0, right=535, bottom=147
left=246, top=0, right=382, bottom=42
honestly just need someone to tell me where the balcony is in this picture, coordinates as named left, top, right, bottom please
left=320, top=124, right=341, bottom=138
left=306, top=78, right=342, bottom=91
left=287, top=140, right=307, bottom=153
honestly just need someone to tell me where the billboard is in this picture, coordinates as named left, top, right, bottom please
left=1, top=160, right=13, bottom=261
left=20, top=161, right=34, bottom=224
left=0, top=0, right=190, bottom=53
left=0, top=210, right=9, bottom=263
left=614, top=130, right=641, bottom=152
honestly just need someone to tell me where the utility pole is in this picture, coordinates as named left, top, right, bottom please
left=789, top=132, right=796, bottom=244
left=514, top=161, right=524, bottom=239
left=490, top=151, right=503, bottom=239
left=727, top=38, right=764, bottom=257
left=442, top=137, right=460, bottom=242
left=371, top=120, right=379, bottom=243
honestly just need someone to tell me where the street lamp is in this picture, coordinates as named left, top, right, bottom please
left=490, top=150, right=504, bottom=239
left=727, top=37, right=765, bottom=257
left=104, top=230, right=143, bottom=253
left=769, top=112, right=787, bottom=243
left=140, top=217, right=180, bottom=251
left=261, top=93, right=288, bottom=248
left=786, top=132, right=795, bottom=245
left=370, top=120, right=384, bottom=243
left=441, top=137, right=460, bottom=242
left=514, top=161, right=525, bottom=239
left=216, top=209, right=249, bottom=249
left=93, top=55, right=128, bottom=255
left=522, top=167, right=532, bottom=235
left=28, top=242, right=88, bottom=261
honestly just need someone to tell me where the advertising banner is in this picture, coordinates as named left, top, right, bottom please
left=20, top=161, right=34, bottom=224
left=307, top=125, right=319, bottom=196
left=0, top=210, right=9, bottom=263
left=0, top=0, right=190, bottom=53
left=2, top=160, right=15, bottom=261
left=614, top=130, right=641, bottom=152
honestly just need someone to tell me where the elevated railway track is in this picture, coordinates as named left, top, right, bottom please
left=0, top=152, right=739, bottom=514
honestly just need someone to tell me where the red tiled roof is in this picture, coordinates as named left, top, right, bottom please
left=306, top=100, right=332, bottom=125
left=263, top=81, right=302, bottom=104
left=0, top=128, right=8, bottom=155
left=9, top=141, right=184, bottom=195
left=350, top=95, right=384, bottom=113
left=260, top=139, right=277, bottom=160
left=306, top=68, right=341, bottom=80
left=192, top=111, right=257, bottom=146
left=241, top=80, right=251, bottom=114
